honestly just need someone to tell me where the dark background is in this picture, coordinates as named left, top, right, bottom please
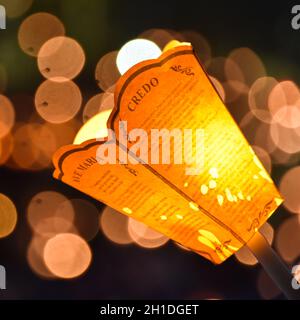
left=0, top=0, right=299, bottom=299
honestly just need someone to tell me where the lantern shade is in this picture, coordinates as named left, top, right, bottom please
left=53, top=44, right=283, bottom=264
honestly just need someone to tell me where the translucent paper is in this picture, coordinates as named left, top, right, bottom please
left=53, top=45, right=283, bottom=264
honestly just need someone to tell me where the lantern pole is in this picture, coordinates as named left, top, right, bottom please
left=246, top=231, right=300, bottom=300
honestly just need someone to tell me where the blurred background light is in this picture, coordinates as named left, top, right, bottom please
left=116, top=39, right=162, bottom=75
left=275, top=216, right=300, bottom=263
left=82, top=92, right=113, bottom=123
left=74, top=109, right=112, bottom=144
left=27, top=191, right=74, bottom=236
left=100, top=206, right=133, bottom=245
left=0, top=193, right=17, bottom=238
left=1, top=0, right=33, bottom=18
left=35, top=79, right=82, bottom=124
left=0, top=95, right=15, bottom=139
left=279, top=166, right=300, bottom=214
left=95, top=51, right=120, bottom=91
left=128, top=218, right=169, bottom=249
left=18, top=12, right=65, bottom=57
left=43, top=233, right=92, bottom=279
left=37, top=36, right=85, bottom=82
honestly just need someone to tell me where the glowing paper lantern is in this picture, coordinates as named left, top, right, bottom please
left=53, top=43, right=283, bottom=266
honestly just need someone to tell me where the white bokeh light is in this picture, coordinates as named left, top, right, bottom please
left=116, top=39, right=162, bottom=75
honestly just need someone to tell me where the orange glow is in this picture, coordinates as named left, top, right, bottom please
left=53, top=44, right=282, bottom=264
left=18, top=12, right=65, bottom=57
left=0, top=95, right=15, bottom=139
left=100, top=206, right=133, bottom=245
left=38, top=36, right=85, bottom=82
left=43, top=233, right=92, bottom=279
left=35, top=79, right=82, bottom=124
left=0, top=133, right=14, bottom=166
left=0, top=193, right=17, bottom=238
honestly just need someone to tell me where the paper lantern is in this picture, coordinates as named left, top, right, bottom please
left=53, top=43, right=283, bottom=264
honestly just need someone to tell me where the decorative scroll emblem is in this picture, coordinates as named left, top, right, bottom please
left=170, top=65, right=195, bottom=76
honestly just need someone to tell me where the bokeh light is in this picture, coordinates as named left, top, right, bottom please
left=279, top=166, right=300, bottom=214
left=270, top=119, right=300, bottom=154
left=27, top=235, right=55, bottom=279
left=116, top=39, right=162, bottom=75
left=11, top=123, right=40, bottom=170
left=248, top=77, right=278, bottom=123
left=43, top=233, right=92, bottom=279
left=27, top=191, right=74, bottom=236
left=18, top=12, right=65, bottom=57
left=95, top=51, right=120, bottom=91
left=0, top=95, right=15, bottom=139
left=100, top=206, right=133, bottom=245
left=275, top=216, right=300, bottom=263
left=227, top=47, right=266, bottom=86
left=82, top=93, right=114, bottom=123
left=128, top=218, right=169, bottom=249
left=38, top=36, right=85, bottom=82
left=35, top=79, right=82, bottom=124
left=0, top=133, right=14, bottom=166
left=0, top=193, right=17, bottom=238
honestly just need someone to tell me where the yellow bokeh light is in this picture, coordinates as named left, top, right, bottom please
left=73, top=109, right=112, bottom=144
left=0, top=193, right=17, bottom=238
left=0, top=95, right=15, bottom=139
